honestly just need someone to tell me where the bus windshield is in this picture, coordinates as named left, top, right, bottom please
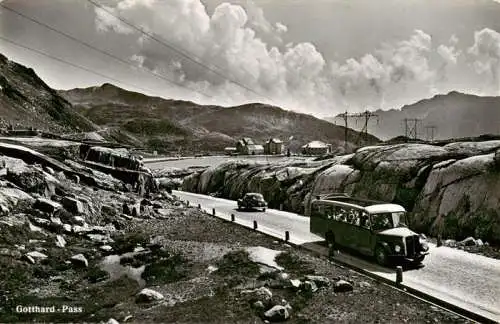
left=371, top=212, right=407, bottom=231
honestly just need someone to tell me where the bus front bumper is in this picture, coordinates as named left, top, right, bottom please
left=388, top=251, right=429, bottom=264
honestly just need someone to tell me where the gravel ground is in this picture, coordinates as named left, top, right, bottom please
left=121, top=206, right=473, bottom=324
left=1, top=198, right=474, bottom=323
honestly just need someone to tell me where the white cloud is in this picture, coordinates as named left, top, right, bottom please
left=93, top=0, right=500, bottom=114
left=95, top=6, right=134, bottom=34
left=275, top=22, right=288, bottom=34
left=468, top=28, right=500, bottom=94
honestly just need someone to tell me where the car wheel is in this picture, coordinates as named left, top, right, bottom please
left=375, top=245, right=388, bottom=266
left=262, top=208, right=266, bottom=212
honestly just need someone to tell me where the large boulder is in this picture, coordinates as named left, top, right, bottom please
left=181, top=142, right=500, bottom=243
left=412, top=153, right=500, bottom=244
left=0, top=185, right=34, bottom=214
left=443, top=141, right=500, bottom=157
left=61, top=196, right=84, bottom=214
left=264, top=305, right=290, bottom=322
left=5, top=162, right=60, bottom=198
left=240, top=287, right=273, bottom=303
left=136, top=288, right=165, bottom=303
left=34, top=198, right=62, bottom=214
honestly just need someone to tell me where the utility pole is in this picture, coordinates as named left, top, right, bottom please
left=335, top=110, right=379, bottom=146
left=402, top=118, right=422, bottom=141
left=336, top=110, right=349, bottom=149
left=355, top=110, right=379, bottom=142
left=425, top=125, right=437, bottom=142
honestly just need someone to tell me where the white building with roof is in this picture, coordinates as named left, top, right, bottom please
left=301, top=140, right=332, bottom=155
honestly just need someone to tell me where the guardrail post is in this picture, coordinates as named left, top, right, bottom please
left=231, top=214, right=235, bottom=222
left=186, top=200, right=189, bottom=207
left=198, top=203, right=201, bottom=209
left=285, top=231, right=290, bottom=242
left=279, top=203, right=283, bottom=211
left=253, top=220, right=258, bottom=230
left=396, top=266, right=403, bottom=285
left=437, top=234, right=442, bottom=247
left=212, top=208, right=216, bottom=216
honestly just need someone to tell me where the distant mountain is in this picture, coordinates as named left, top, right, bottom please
left=60, top=83, right=379, bottom=153
left=325, top=91, right=500, bottom=141
left=0, top=53, right=97, bottom=133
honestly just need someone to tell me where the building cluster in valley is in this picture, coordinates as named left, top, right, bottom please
left=224, top=137, right=333, bottom=156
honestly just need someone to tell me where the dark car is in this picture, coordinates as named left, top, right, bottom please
left=237, top=193, right=267, bottom=212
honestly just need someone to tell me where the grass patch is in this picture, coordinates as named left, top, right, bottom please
left=0, top=223, right=45, bottom=246
left=141, top=248, right=189, bottom=285
left=2, top=275, right=140, bottom=323
left=123, top=118, right=188, bottom=137
left=0, top=257, right=32, bottom=293
left=275, top=251, right=315, bottom=276
left=111, top=231, right=150, bottom=254
left=85, top=266, right=110, bottom=283
left=214, top=250, right=260, bottom=278
left=135, top=285, right=255, bottom=323
left=256, top=270, right=281, bottom=281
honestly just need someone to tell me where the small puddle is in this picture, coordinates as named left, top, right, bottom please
left=100, top=254, right=146, bottom=287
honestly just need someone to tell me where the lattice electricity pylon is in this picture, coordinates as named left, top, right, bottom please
left=425, top=125, right=437, bottom=142
left=402, top=118, right=423, bottom=141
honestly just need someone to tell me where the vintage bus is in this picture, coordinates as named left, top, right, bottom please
left=308, top=193, right=429, bottom=266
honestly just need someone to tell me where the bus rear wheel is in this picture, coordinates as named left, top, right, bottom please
left=325, top=232, right=336, bottom=257
left=325, top=231, right=335, bottom=246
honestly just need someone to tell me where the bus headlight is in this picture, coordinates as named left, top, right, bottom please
left=421, top=242, right=429, bottom=251
left=394, top=244, right=402, bottom=253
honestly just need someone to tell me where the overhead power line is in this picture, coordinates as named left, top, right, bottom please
left=0, top=35, right=166, bottom=96
left=336, top=110, right=379, bottom=146
left=86, top=0, right=275, bottom=104
left=0, top=3, right=212, bottom=99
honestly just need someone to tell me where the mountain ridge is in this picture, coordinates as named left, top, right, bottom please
left=60, top=83, right=379, bottom=153
left=0, top=53, right=97, bottom=133
left=325, top=91, right=500, bottom=140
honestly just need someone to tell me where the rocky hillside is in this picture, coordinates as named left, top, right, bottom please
left=0, top=53, right=97, bottom=133
left=0, top=140, right=467, bottom=323
left=60, top=84, right=378, bottom=153
left=182, top=140, right=500, bottom=245
left=325, top=91, right=500, bottom=141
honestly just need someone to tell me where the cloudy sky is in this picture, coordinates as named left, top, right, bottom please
left=1, top=0, right=500, bottom=117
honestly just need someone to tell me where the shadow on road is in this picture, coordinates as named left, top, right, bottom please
left=301, top=241, right=424, bottom=274
left=232, top=208, right=266, bottom=213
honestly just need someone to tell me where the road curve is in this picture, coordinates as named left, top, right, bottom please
left=173, top=190, right=500, bottom=323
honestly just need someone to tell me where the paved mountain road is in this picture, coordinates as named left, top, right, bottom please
left=173, top=190, right=500, bottom=323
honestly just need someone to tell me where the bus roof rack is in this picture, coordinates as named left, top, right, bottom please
left=315, top=193, right=351, bottom=200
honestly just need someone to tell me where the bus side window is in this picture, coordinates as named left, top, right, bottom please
left=332, top=206, right=341, bottom=221
left=347, top=209, right=355, bottom=224
left=360, top=212, right=371, bottom=229
left=339, top=207, right=347, bottom=223
left=353, top=211, right=361, bottom=226
left=325, top=205, right=335, bottom=219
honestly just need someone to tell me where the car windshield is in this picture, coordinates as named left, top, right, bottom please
left=247, top=194, right=264, bottom=200
left=371, top=212, right=407, bottom=231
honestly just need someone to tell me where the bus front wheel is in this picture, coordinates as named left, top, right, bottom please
left=375, top=245, right=388, bottom=266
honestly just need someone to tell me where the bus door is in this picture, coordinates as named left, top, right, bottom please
left=331, top=206, right=353, bottom=247
left=353, top=211, right=373, bottom=256
left=324, top=205, right=347, bottom=245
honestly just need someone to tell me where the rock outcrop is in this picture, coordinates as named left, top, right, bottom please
left=182, top=141, right=500, bottom=244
